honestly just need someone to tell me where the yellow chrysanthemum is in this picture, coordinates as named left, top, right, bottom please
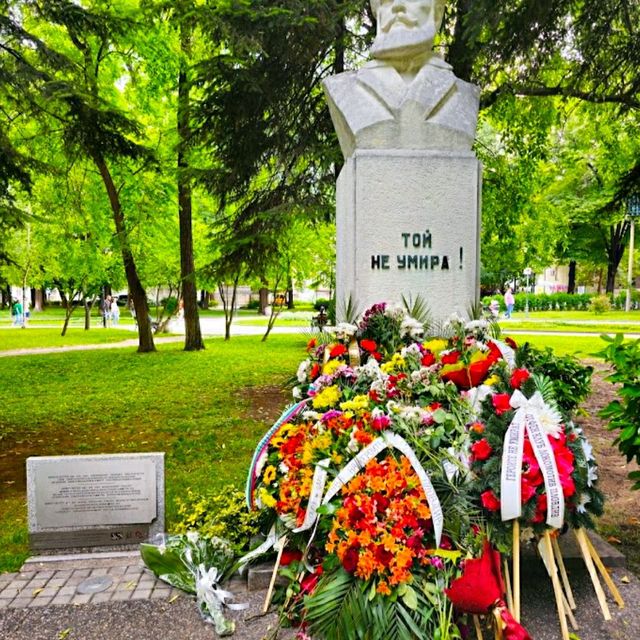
left=423, top=339, right=448, bottom=354
left=323, top=359, right=342, bottom=375
left=381, top=353, right=406, bottom=374
left=312, top=385, right=341, bottom=409
left=484, top=375, right=499, bottom=386
left=340, top=394, right=369, bottom=413
left=258, top=488, right=277, bottom=508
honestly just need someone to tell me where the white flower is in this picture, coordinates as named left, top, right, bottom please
left=302, top=410, right=322, bottom=421
left=465, top=319, right=489, bottom=331
left=587, top=464, right=598, bottom=487
left=401, top=343, right=422, bottom=358
left=400, top=317, right=424, bottom=339
left=464, top=385, right=493, bottom=416
left=360, top=357, right=383, bottom=379
left=581, top=438, right=595, bottom=462
left=292, top=386, right=302, bottom=399
left=334, top=322, right=358, bottom=339
left=537, top=404, right=563, bottom=438
left=520, top=527, right=536, bottom=543
left=296, top=359, right=310, bottom=383
left=279, top=462, right=289, bottom=474
left=347, top=429, right=360, bottom=453
left=576, top=493, right=592, bottom=514
left=186, top=531, right=200, bottom=544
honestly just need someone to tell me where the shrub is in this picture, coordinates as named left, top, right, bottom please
left=313, top=298, right=332, bottom=312
left=588, top=295, right=611, bottom=314
left=516, top=342, right=593, bottom=414
left=599, top=335, right=640, bottom=490
left=172, top=486, right=264, bottom=551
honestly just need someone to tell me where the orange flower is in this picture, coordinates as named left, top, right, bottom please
left=376, top=581, right=391, bottom=596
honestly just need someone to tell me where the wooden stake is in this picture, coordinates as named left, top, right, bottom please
left=583, top=530, right=625, bottom=609
left=560, top=588, right=579, bottom=631
left=542, top=531, right=570, bottom=640
left=473, top=615, right=484, bottom=640
left=503, top=558, right=514, bottom=614
left=512, top=520, right=521, bottom=622
left=574, top=529, right=611, bottom=621
left=262, top=536, right=287, bottom=614
left=492, top=609, right=504, bottom=640
left=551, top=535, right=576, bottom=610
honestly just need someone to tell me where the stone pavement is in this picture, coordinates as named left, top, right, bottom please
left=0, top=552, right=181, bottom=610
left=1, top=547, right=640, bottom=640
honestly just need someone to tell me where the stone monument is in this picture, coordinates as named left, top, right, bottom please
left=324, top=0, right=481, bottom=321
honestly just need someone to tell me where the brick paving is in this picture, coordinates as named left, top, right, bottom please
left=0, top=552, right=181, bottom=611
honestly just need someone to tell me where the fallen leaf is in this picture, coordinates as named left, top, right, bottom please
left=125, top=580, right=137, bottom=590
left=57, top=629, right=72, bottom=640
left=621, top=576, right=630, bottom=584
left=32, top=588, right=43, bottom=596
left=607, top=536, right=622, bottom=545
left=168, top=594, right=180, bottom=603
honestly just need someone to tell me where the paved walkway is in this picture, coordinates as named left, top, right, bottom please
left=1, top=548, right=639, bottom=640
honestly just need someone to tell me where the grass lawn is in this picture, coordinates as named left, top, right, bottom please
left=0, top=327, right=138, bottom=350
left=0, top=334, right=305, bottom=572
left=504, top=333, right=610, bottom=358
left=0, top=330, right=617, bottom=572
left=506, top=310, right=640, bottom=322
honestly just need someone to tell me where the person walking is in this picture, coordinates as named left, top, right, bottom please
left=111, top=297, right=120, bottom=326
left=12, top=299, right=23, bottom=327
left=504, top=287, right=515, bottom=319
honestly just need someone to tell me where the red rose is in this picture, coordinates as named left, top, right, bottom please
left=492, top=393, right=512, bottom=416
left=330, top=343, right=347, bottom=358
left=306, top=338, right=317, bottom=352
left=510, top=368, right=531, bottom=389
left=481, top=490, right=501, bottom=512
left=441, top=350, right=461, bottom=365
left=520, top=478, right=538, bottom=504
left=360, top=339, right=377, bottom=353
left=486, top=341, right=503, bottom=364
left=372, top=351, right=383, bottom=361
left=281, top=549, right=303, bottom=566
left=505, top=337, right=518, bottom=350
left=471, top=439, right=493, bottom=461
left=342, top=546, right=360, bottom=573
left=532, top=494, right=547, bottom=524
left=371, top=413, right=390, bottom=431
left=301, top=566, right=323, bottom=594
left=310, top=363, right=321, bottom=380
left=421, top=351, right=436, bottom=366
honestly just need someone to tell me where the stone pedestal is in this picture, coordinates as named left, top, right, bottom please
left=336, top=149, right=481, bottom=322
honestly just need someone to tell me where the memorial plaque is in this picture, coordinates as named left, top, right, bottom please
left=27, top=453, right=164, bottom=551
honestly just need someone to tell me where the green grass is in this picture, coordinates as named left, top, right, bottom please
left=503, top=333, right=610, bottom=358
left=506, top=310, right=640, bottom=322
left=0, top=334, right=305, bottom=571
left=0, top=329, right=619, bottom=572
left=0, top=327, right=138, bottom=350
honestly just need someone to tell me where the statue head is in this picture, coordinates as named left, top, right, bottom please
left=370, top=0, right=446, bottom=63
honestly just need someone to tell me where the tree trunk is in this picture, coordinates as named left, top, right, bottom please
left=84, top=297, right=91, bottom=330
left=258, top=287, right=269, bottom=315
left=218, top=276, right=239, bottom=341
left=61, top=303, right=76, bottom=337
left=200, top=290, right=209, bottom=309
left=178, top=20, right=204, bottom=351
left=605, top=221, right=630, bottom=294
left=93, top=153, right=155, bottom=352
left=35, top=287, right=45, bottom=311
left=567, top=260, right=577, bottom=294
left=287, top=273, right=294, bottom=310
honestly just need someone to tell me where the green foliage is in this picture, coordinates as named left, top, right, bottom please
left=516, top=343, right=593, bottom=414
left=304, top=568, right=461, bottom=640
left=599, top=334, right=640, bottom=489
left=172, top=486, right=262, bottom=551
left=589, top=295, right=612, bottom=315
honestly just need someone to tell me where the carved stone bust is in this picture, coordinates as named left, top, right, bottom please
left=323, top=0, right=480, bottom=159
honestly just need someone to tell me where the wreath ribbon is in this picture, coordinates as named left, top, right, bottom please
left=500, top=390, right=565, bottom=529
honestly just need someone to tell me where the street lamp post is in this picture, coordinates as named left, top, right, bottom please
left=626, top=195, right=640, bottom=312
left=523, top=267, right=532, bottom=318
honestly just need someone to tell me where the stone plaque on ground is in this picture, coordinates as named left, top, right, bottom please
left=27, top=452, right=164, bottom=550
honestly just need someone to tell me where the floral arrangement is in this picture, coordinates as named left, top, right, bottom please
left=153, top=302, right=598, bottom=639
left=141, top=533, right=243, bottom=636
